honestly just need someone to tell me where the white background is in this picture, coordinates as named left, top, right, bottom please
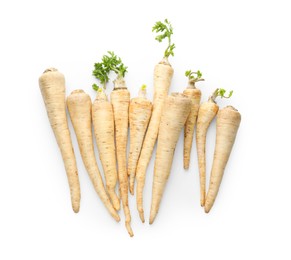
left=0, top=0, right=290, bottom=259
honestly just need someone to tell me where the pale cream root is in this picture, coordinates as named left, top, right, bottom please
left=67, top=90, right=120, bottom=222
left=92, top=91, right=120, bottom=211
left=183, top=88, right=201, bottom=169
left=136, top=62, right=173, bottom=222
left=128, top=90, right=152, bottom=195
left=149, top=93, right=191, bottom=224
left=111, top=86, right=133, bottom=237
left=204, top=106, right=241, bottom=213
left=39, top=68, right=80, bottom=213
left=196, top=100, right=219, bottom=207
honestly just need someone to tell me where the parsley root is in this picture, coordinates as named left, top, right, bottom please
left=67, top=90, right=120, bottom=221
left=106, top=52, right=134, bottom=236
left=149, top=93, right=191, bottom=224
left=128, top=85, right=152, bottom=195
left=183, top=70, right=204, bottom=169
left=92, top=54, right=120, bottom=211
left=39, top=68, right=81, bottom=213
left=196, top=88, right=233, bottom=206
left=136, top=19, right=175, bottom=222
left=205, top=106, right=241, bottom=213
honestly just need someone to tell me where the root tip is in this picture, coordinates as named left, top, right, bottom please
left=138, top=211, right=145, bottom=223
left=125, top=222, right=134, bottom=237
left=72, top=204, right=80, bottom=213
left=149, top=214, right=155, bottom=225
left=183, top=161, right=189, bottom=170
left=204, top=206, right=210, bottom=213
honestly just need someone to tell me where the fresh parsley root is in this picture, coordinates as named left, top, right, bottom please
left=196, top=88, right=233, bottom=206
left=183, top=70, right=204, bottom=169
left=136, top=19, right=175, bottom=222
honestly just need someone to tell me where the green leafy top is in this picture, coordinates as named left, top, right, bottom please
left=92, top=62, right=109, bottom=90
left=152, top=19, right=175, bottom=58
left=210, top=88, right=233, bottom=102
left=105, top=51, right=128, bottom=78
left=185, top=70, right=204, bottom=88
left=141, top=84, right=147, bottom=91
left=92, top=51, right=128, bottom=91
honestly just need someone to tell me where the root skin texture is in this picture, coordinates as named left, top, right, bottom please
left=92, top=91, right=120, bottom=211
left=111, top=86, right=134, bottom=237
left=128, top=91, right=152, bottom=195
left=196, top=100, right=219, bottom=207
left=67, top=90, right=120, bottom=222
left=136, top=61, right=173, bottom=222
left=204, top=106, right=241, bottom=213
left=149, top=93, right=191, bottom=224
left=183, top=88, right=201, bottom=169
left=39, top=68, right=81, bottom=213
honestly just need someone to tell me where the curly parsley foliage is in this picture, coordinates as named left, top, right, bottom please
left=92, top=62, right=109, bottom=90
left=185, top=70, right=204, bottom=81
left=218, top=88, right=233, bottom=98
left=211, top=88, right=233, bottom=101
left=92, top=51, right=128, bottom=90
left=152, top=19, right=175, bottom=58
left=105, top=51, right=127, bottom=78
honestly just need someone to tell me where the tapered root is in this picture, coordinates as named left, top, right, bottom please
left=107, top=188, right=120, bottom=211
left=135, top=62, right=173, bottom=222
left=137, top=187, right=145, bottom=223
left=204, top=106, right=241, bottom=213
left=67, top=90, right=120, bottom=222
left=149, top=93, right=191, bottom=224
left=196, top=101, right=219, bottom=207
left=128, top=95, right=152, bottom=196
left=39, top=69, right=81, bottom=213
left=92, top=92, right=120, bottom=212
left=136, top=170, right=145, bottom=223
left=126, top=222, right=134, bottom=237
left=111, top=87, right=133, bottom=236
left=183, top=88, right=201, bottom=169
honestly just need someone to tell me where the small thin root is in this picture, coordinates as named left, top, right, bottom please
left=126, top=222, right=134, bottom=237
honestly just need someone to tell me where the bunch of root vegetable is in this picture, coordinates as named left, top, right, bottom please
left=39, top=19, right=241, bottom=237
